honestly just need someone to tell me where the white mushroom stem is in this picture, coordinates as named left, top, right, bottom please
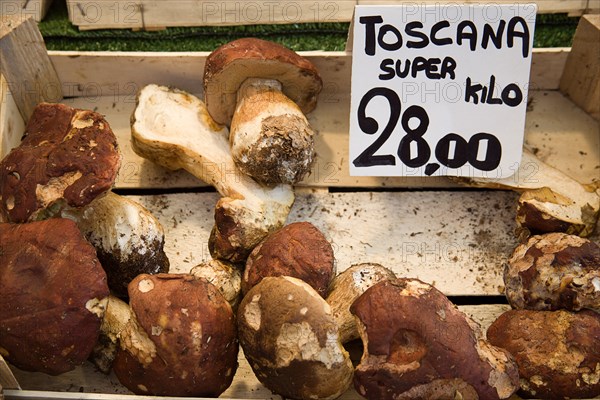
left=458, top=150, right=600, bottom=237
left=229, top=78, right=315, bottom=185
left=131, top=85, right=295, bottom=261
left=326, top=263, right=397, bottom=344
left=190, top=259, right=242, bottom=310
left=105, top=296, right=156, bottom=362
left=91, top=295, right=157, bottom=372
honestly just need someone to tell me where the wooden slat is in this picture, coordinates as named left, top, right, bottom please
left=66, top=0, right=357, bottom=30
left=47, top=49, right=567, bottom=98
left=0, top=356, right=19, bottom=391
left=64, top=0, right=599, bottom=30
left=7, top=304, right=513, bottom=400
left=0, top=16, right=62, bottom=121
left=560, top=14, right=600, bottom=120
left=125, top=190, right=520, bottom=296
left=0, top=74, right=25, bottom=157
left=529, top=48, right=570, bottom=91
left=358, top=0, right=599, bottom=16
left=0, top=0, right=54, bottom=22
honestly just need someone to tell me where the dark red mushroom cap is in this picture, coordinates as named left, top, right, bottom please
left=0, top=218, right=109, bottom=375
left=487, top=309, right=600, bottom=399
left=243, top=222, right=335, bottom=297
left=0, top=103, right=120, bottom=222
left=113, top=273, right=238, bottom=397
left=203, top=38, right=323, bottom=125
left=351, top=278, right=520, bottom=400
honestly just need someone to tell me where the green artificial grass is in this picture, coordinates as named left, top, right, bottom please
left=39, top=0, right=580, bottom=52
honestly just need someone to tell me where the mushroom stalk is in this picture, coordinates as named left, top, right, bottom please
left=131, top=85, right=295, bottom=263
left=230, top=78, right=316, bottom=185
left=326, top=263, right=397, bottom=344
left=203, top=38, right=323, bottom=185
left=457, top=150, right=600, bottom=237
left=90, top=295, right=156, bottom=374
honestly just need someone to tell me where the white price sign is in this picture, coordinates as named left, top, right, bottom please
left=349, top=4, right=537, bottom=178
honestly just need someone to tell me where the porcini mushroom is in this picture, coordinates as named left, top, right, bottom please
left=351, top=278, right=519, bottom=400
left=326, top=263, right=396, bottom=343
left=504, top=232, right=600, bottom=312
left=243, top=222, right=335, bottom=298
left=131, top=84, right=294, bottom=263
left=238, top=276, right=354, bottom=400
left=62, top=192, right=170, bottom=299
left=204, top=38, right=322, bottom=185
left=0, top=103, right=120, bottom=223
left=457, top=149, right=600, bottom=237
left=112, top=273, right=238, bottom=397
left=0, top=218, right=109, bottom=375
left=190, top=259, right=242, bottom=309
left=487, top=309, right=600, bottom=399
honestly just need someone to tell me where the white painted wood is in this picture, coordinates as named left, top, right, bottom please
left=66, top=0, right=357, bottom=30
left=47, top=49, right=568, bottom=99
left=7, top=304, right=512, bottom=400
left=0, top=15, right=63, bottom=121
left=357, top=0, right=598, bottom=16
left=64, top=0, right=599, bottom=30
left=0, top=0, right=53, bottom=22
left=0, top=355, right=19, bottom=390
left=120, top=190, right=521, bottom=296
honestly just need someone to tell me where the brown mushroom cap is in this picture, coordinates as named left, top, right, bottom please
left=505, top=232, right=600, bottom=312
left=203, top=38, right=323, bottom=125
left=238, top=276, right=353, bottom=400
left=243, top=222, right=335, bottom=297
left=112, top=273, right=238, bottom=397
left=0, top=103, right=120, bottom=223
left=487, top=309, right=600, bottom=399
left=351, top=278, right=519, bottom=400
left=0, top=218, right=109, bottom=375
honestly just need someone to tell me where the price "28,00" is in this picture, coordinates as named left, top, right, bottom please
left=353, top=87, right=503, bottom=176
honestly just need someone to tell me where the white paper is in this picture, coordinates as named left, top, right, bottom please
left=349, top=4, right=537, bottom=178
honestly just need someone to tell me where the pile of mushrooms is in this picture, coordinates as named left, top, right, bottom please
left=0, top=103, right=168, bottom=372
left=4, top=37, right=599, bottom=400
left=486, top=232, right=600, bottom=399
left=131, top=38, right=323, bottom=263
left=213, top=220, right=521, bottom=400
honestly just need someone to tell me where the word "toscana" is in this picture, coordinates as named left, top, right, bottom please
left=360, top=15, right=531, bottom=58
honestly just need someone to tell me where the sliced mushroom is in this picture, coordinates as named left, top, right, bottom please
left=457, top=150, right=600, bottom=237
left=112, top=274, right=238, bottom=397
left=238, top=276, right=354, bottom=400
left=62, top=192, right=169, bottom=299
left=505, top=232, right=600, bottom=312
left=487, top=309, right=600, bottom=399
left=0, top=103, right=120, bottom=223
left=351, top=278, right=519, bottom=400
left=326, top=263, right=396, bottom=344
left=243, top=222, right=335, bottom=298
left=0, top=218, right=109, bottom=375
left=131, top=84, right=294, bottom=263
left=190, top=259, right=241, bottom=310
left=204, top=38, right=322, bottom=184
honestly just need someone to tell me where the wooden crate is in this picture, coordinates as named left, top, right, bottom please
left=1, top=13, right=599, bottom=400
left=0, top=0, right=54, bottom=22
left=65, top=0, right=600, bottom=30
